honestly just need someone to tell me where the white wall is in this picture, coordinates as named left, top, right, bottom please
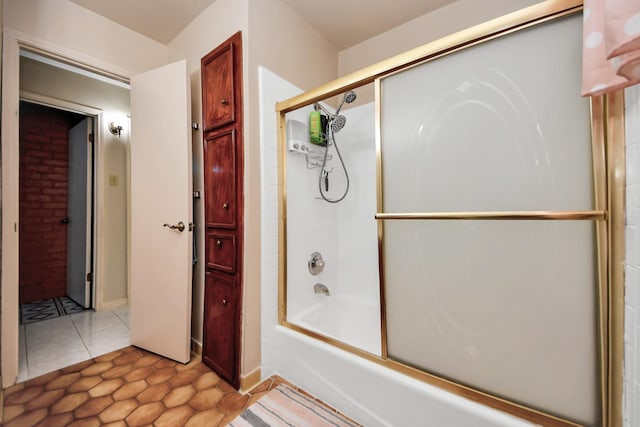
left=624, top=84, right=640, bottom=427
left=3, top=0, right=167, bottom=75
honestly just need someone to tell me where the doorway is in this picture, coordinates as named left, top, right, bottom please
left=3, top=30, right=191, bottom=387
left=18, top=101, right=94, bottom=315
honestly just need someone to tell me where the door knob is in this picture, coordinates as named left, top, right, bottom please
left=216, top=240, right=222, bottom=248
left=222, top=203, right=229, bottom=210
left=61, top=217, right=70, bottom=224
left=221, top=99, right=229, bottom=105
left=222, top=299, right=228, bottom=305
left=163, top=221, right=185, bottom=232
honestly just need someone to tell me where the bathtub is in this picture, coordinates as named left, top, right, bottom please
left=290, top=295, right=381, bottom=356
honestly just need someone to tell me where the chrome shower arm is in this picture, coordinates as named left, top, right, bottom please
left=314, top=103, right=334, bottom=118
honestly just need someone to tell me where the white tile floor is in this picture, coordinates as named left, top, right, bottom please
left=18, top=305, right=130, bottom=382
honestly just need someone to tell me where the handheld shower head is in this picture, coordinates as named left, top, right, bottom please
left=344, top=91, right=357, bottom=104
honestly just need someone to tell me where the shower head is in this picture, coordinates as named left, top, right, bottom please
left=344, top=91, right=357, bottom=104
left=331, top=115, right=347, bottom=132
left=334, top=90, right=357, bottom=116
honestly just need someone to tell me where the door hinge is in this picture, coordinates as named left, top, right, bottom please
left=88, top=133, right=94, bottom=143
left=86, top=272, right=94, bottom=282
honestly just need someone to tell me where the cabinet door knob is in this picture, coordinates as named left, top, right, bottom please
left=221, top=99, right=229, bottom=105
left=222, top=299, right=228, bottom=305
left=222, top=203, right=229, bottom=210
left=216, top=240, right=222, bottom=248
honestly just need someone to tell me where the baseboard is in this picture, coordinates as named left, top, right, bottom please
left=98, top=298, right=128, bottom=311
left=190, top=338, right=202, bottom=356
left=239, top=367, right=261, bottom=394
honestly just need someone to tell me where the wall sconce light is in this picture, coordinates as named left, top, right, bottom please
left=108, top=121, right=124, bottom=137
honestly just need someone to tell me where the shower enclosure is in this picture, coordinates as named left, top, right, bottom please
left=276, top=1, right=624, bottom=426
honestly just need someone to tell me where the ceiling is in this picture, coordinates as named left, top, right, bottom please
left=280, top=0, right=457, bottom=50
left=69, top=0, right=219, bottom=45
left=70, top=0, right=457, bottom=50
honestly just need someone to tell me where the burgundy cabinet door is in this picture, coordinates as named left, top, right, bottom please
left=202, top=42, right=235, bottom=131
left=202, top=272, right=237, bottom=384
left=204, top=130, right=236, bottom=229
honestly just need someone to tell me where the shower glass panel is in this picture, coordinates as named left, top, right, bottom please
left=380, top=14, right=599, bottom=426
left=383, top=220, right=598, bottom=424
left=284, top=84, right=381, bottom=355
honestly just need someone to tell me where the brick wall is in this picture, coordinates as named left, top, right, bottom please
left=19, top=102, right=84, bottom=303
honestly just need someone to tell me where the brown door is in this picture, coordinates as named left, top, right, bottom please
left=201, top=31, right=244, bottom=388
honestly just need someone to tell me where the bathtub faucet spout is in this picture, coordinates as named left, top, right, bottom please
left=313, top=283, right=330, bottom=296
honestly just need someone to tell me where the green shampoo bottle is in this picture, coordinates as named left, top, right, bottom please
left=309, top=110, right=324, bottom=145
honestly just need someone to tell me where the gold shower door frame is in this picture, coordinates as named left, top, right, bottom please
left=275, top=1, right=625, bottom=426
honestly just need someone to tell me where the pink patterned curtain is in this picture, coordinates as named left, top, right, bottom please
left=582, top=0, right=640, bottom=96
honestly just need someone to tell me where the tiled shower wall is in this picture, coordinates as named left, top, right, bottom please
left=625, top=84, right=640, bottom=427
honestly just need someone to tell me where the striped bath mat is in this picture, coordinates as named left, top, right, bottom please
left=230, top=384, right=360, bottom=427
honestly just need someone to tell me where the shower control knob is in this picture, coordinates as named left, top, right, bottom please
left=308, top=252, right=325, bottom=275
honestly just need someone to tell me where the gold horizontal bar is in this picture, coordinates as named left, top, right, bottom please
left=375, top=210, right=607, bottom=221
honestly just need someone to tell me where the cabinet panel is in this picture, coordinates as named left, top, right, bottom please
left=206, top=232, right=236, bottom=273
left=203, top=272, right=237, bottom=384
left=202, top=43, right=235, bottom=130
left=204, top=130, right=236, bottom=228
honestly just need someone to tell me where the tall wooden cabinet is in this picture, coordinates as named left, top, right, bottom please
left=201, top=31, right=243, bottom=389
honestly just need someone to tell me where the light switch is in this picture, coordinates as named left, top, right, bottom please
left=109, top=175, right=119, bottom=186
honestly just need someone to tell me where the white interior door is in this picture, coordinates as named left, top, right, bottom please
left=66, top=117, right=92, bottom=308
left=130, top=60, right=193, bottom=363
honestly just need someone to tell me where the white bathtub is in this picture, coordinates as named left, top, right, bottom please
left=291, top=296, right=381, bottom=356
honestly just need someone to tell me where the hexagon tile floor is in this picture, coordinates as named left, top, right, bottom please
left=1, top=346, right=285, bottom=426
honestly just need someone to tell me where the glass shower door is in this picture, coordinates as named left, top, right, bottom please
left=379, top=14, right=601, bottom=426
